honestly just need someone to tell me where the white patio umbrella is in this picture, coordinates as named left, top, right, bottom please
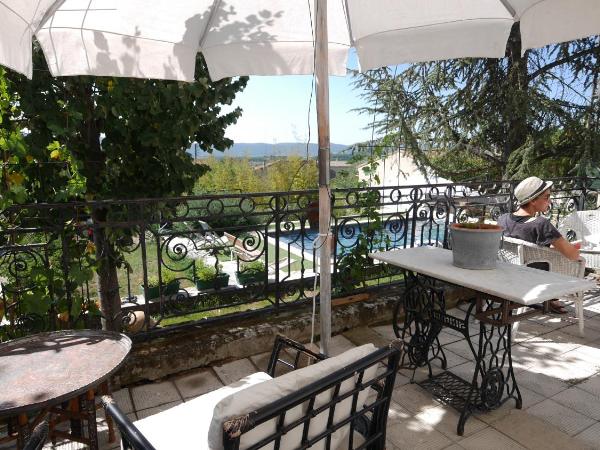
left=1, top=0, right=599, bottom=354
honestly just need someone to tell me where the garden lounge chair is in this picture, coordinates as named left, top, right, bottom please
left=499, top=236, right=586, bottom=336
left=102, top=335, right=404, bottom=450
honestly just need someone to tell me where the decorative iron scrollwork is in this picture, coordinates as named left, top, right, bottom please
left=480, top=368, right=505, bottom=409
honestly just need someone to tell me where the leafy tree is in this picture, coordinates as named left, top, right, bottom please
left=5, top=47, right=247, bottom=330
left=355, top=28, right=600, bottom=181
left=265, top=155, right=318, bottom=192
left=195, top=156, right=261, bottom=194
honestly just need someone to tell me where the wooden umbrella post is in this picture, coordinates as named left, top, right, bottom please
left=315, top=0, right=331, bottom=355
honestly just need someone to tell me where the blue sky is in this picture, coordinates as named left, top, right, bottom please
left=224, top=49, right=376, bottom=146
left=224, top=74, right=375, bottom=146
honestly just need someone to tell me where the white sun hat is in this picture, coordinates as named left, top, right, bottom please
left=514, top=176, right=553, bottom=206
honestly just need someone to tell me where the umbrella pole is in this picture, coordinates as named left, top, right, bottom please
left=315, top=0, right=331, bottom=356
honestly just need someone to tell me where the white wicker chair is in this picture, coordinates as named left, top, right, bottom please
left=499, top=236, right=586, bottom=336
left=557, top=210, right=600, bottom=269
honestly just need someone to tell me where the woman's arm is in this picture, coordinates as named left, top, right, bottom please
left=551, top=237, right=581, bottom=261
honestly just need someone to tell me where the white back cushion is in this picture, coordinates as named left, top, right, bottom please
left=209, top=343, right=378, bottom=450
left=134, top=371, right=272, bottom=450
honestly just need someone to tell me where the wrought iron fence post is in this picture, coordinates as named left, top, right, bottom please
left=508, top=180, right=517, bottom=213
left=409, top=187, right=418, bottom=247
left=274, top=195, right=281, bottom=310
left=139, top=223, right=150, bottom=332
left=579, top=176, right=587, bottom=211
left=60, top=229, right=72, bottom=329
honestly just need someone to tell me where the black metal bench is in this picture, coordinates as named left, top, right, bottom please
left=102, top=335, right=404, bottom=450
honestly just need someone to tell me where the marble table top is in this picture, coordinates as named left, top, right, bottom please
left=369, top=247, right=596, bottom=306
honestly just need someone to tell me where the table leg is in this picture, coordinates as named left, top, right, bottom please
left=456, top=297, right=522, bottom=435
left=393, top=272, right=446, bottom=378
left=85, top=389, right=99, bottom=450
left=100, top=381, right=116, bottom=443
left=16, top=414, right=29, bottom=450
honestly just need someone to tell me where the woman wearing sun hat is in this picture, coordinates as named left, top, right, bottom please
left=497, top=176, right=581, bottom=314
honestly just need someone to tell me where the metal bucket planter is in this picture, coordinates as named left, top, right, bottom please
left=140, top=280, right=180, bottom=299
left=450, top=223, right=504, bottom=270
left=196, top=273, right=230, bottom=291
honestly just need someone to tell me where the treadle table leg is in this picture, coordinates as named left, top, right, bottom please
left=394, top=275, right=526, bottom=436
left=393, top=272, right=447, bottom=377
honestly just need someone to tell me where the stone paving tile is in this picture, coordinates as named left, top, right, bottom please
left=136, top=399, right=183, bottom=420
left=385, top=400, right=452, bottom=450
left=371, top=324, right=397, bottom=341
left=552, top=387, right=600, bottom=420
left=414, top=404, right=488, bottom=441
left=130, top=380, right=181, bottom=411
left=393, top=370, right=411, bottom=388
left=574, top=422, right=600, bottom=449
left=436, top=330, right=464, bottom=346
left=577, top=373, right=600, bottom=397
left=514, top=368, right=570, bottom=398
left=514, top=320, right=554, bottom=338
left=249, top=351, right=272, bottom=373
left=527, top=398, right=596, bottom=436
left=443, top=339, right=477, bottom=361
left=343, top=326, right=391, bottom=348
left=326, top=333, right=358, bottom=355
left=518, top=331, right=584, bottom=356
left=511, top=343, right=556, bottom=372
left=391, top=383, right=442, bottom=414
left=447, top=361, right=476, bottom=382
left=561, top=323, right=600, bottom=341
left=399, top=363, right=445, bottom=383
left=110, top=387, right=134, bottom=414
left=457, top=426, right=526, bottom=450
left=173, top=367, right=223, bottom=399
left=442, top=445, right=466, bottom=450
left=432, top=348, right=468, bottom=370
left=582, top=314, right=600, bottom=328
left=491, top=409, right=591, bottom=450
left=527, top=314, right=572, bottom=330
left=213, top=358, right=257, bottom=385
left=477, top=385, right=544, bottom=425
left=568, top=342, right=600, bottom=364
left=519, top=350, right=599, bottom=384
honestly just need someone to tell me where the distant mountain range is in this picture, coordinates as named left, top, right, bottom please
left=187, top=142, right=351, bottom=159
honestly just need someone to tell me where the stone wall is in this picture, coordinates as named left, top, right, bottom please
left=114, top=284, right=468, bottom=387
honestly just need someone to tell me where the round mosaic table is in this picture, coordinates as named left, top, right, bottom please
left=0, top=330, right=132, bottom=449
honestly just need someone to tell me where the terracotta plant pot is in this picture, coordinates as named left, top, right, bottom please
left=307, top=200, right=319, bottom=230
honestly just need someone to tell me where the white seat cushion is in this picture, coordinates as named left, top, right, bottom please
left=208, top=343, right=377, bottom=450
left=134, top=371, right=272, bottom=449
left=132, top=343, right=378, bottom=450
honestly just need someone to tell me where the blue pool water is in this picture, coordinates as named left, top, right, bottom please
left=276, top=220, right=446, bottom=254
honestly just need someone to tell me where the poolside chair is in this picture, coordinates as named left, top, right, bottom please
left=102, top=335, right=404, bottom=450
left=499, top=236, right=586, bottom=336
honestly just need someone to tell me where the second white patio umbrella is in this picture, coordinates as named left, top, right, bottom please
left=1, top=0, right=599, bottom=354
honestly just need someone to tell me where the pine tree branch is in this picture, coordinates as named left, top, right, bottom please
left=528, top=46, right=599, bottom=82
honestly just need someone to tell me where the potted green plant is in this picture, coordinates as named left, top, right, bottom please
left=161, top=270, right=181, bottom=295
left=450, top=222, right=504, bottom=270
left=141, top=271, right=180, bottom=299
left=236, top=260, right=266, bottom=285
left=195, top=261, right=230, bottom=290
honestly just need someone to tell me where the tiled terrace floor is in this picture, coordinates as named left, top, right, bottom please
left=49, top=284, right=600, bottom=449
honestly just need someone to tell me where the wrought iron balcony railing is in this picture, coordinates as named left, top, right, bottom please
left=0, top=177, right=596, bottom=339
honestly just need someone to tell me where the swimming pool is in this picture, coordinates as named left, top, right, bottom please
left=276, top=220, right=446, bottom=254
